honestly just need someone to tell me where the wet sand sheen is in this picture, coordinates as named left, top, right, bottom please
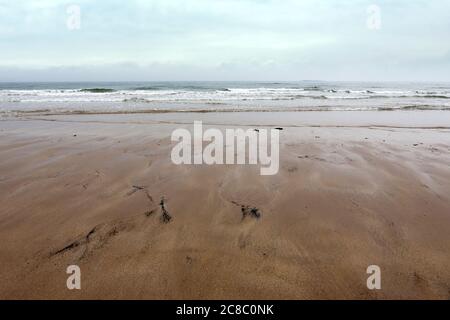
left=0, top=111, right=449, bottom=299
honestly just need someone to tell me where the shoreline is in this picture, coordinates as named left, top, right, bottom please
left=5, top=110, right=450, bottom=128
left=2, top=106, right=450, bottom=118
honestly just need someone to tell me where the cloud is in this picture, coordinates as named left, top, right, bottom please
left=0, top=0, right=449, bottom=81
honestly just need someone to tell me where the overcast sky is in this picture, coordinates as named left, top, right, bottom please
left=0, top=0, right=449, bottom=81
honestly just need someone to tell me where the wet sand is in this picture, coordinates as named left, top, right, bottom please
left=0, top=111, right=450, bottom=299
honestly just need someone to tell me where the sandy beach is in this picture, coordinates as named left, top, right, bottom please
left=0, top=111, right=450, bottom=300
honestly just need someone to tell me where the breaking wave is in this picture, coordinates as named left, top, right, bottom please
left=1, top=81, right=449, bottom=115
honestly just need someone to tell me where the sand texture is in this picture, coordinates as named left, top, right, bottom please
left=0, top=112, right=450, bottom=299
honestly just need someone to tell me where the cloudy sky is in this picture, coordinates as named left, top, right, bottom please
left=0, top=0, right=449, bottom=81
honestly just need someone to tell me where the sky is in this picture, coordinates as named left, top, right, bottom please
left=0, top=0, right=449, bottom=82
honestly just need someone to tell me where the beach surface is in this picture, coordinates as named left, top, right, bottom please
left=0, top=111, right=450, bottom=299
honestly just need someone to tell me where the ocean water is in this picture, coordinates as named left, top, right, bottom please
left=1, top=81, right=450, bottom=115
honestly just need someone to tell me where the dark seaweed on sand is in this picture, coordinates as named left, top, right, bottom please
left=160, top=197, right=172, bottom=223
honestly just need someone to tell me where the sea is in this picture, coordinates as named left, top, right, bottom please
left=1, top=81, right=450, bottom=115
